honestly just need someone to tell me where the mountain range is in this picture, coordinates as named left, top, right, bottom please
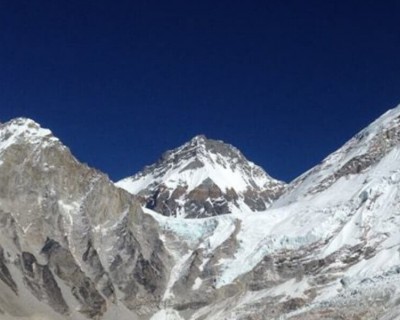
left=1, top=106, right=400, bottom=319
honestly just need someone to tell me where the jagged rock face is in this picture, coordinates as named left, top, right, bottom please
left=2, top=105, right=400, bottom=320
left=116, top=135, right=286, bottom=218
left=0, top=118, right=172, bottom=319
left=146, top=106, right=400, bottom=319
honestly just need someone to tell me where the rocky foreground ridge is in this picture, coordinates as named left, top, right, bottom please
left=1, top=106, right=400, bottom=319
left=0, top=119, right=172, bottom=319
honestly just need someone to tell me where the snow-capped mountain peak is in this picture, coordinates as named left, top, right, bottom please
left=158, top=134, right=252, bottom=172
left=0, top=118, right=55, bottom=147
left=0, top=118, right=62, bottom=165
left=116, top=135, right=286, bottom=218
left=2, top=106, right=400, bottom=319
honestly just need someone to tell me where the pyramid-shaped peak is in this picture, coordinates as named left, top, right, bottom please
left=160, top=135, right=248, bottom=169
left=3, top=117, right=41, bottom=128
left=117, top=133, right=286, bottom=218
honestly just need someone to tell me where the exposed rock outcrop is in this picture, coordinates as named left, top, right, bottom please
left=2, top=105, right=400, bottom=319
left=0, top=118, right=172, bottom=319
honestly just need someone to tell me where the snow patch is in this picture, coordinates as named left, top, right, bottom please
left=150, top=309, right=183, bottom=320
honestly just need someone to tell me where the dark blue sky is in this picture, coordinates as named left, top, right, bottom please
left=1, top=1, right=400, bottom=182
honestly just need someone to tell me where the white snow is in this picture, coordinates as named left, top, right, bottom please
left=117, top=104, right=400, bottom=318
left=4, top=105, right=400, bottom=319
left=143, top=208, right=223, bottom=248
left=150, top=309, right=184, bottom=320
left=117, top=157, right=268, bottom=194
left=116, top=134, right=283, bottom=217
left=192, top=277, right=203, bottom=290
left=139, top=105, right=400, bottom=293
left=0, top=118, right=59, bottom=165
left=163, top=251, right=193, bottom=300
left=199, top=214, right=236, bottom=252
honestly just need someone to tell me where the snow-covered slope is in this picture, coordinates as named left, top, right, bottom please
left=141, top=105, right=400, bottom=319
left=2, top=105, right=400, bottom=320
left=273, top=106, right=400, bottom=206
left=117, top=135, right=286, bottom=218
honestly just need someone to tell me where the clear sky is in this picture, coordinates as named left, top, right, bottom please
left=1, top=1, right=400, bottom=182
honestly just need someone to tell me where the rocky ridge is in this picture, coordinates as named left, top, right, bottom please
left=0, top=118, right=172, bottom=319
left=1, top=105, right=400, bottom=319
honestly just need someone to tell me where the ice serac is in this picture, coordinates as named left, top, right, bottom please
left=3, top=104, right=400, bottom=320
left=141, top=105, right=400, bottom=319
left=179, top=105, right=400, bottom=319
left=0, top=118, right=172, bottom=319
left=116, top=135, right=286, bottom=218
